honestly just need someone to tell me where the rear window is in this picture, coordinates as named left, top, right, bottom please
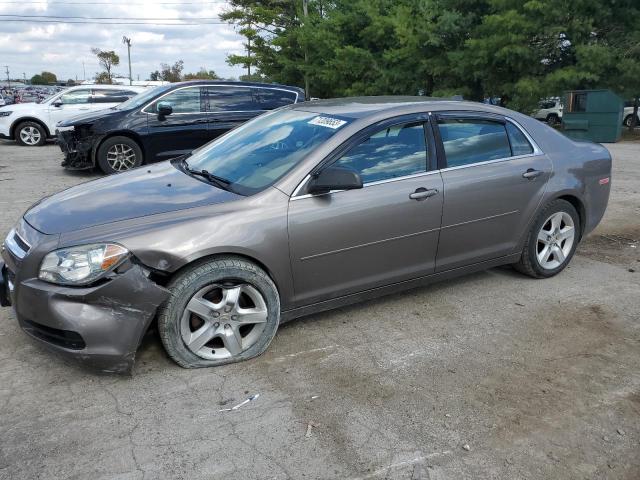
left=506, top=122, right=533, bottom=156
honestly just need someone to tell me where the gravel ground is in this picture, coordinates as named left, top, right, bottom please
left=0, top=140, right=638, bottom=480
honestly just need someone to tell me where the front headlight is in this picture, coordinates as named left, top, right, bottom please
left=0, top=111, right=12, bottom=117
left=39, top=243, right=129, bottom=286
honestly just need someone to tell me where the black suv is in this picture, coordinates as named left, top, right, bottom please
left=57, top=81, right=305, bottom=174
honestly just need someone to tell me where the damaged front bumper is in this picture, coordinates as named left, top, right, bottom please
left=58, top=128, right=99, bottom=170
left=1, top=222, right=170, bottom=374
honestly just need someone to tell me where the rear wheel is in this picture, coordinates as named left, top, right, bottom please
left=158, top=256, right=281, bottom=368
left=97, top=136, right=143, bottom=174
left=515, top=199, right=580, bottom=278
left=546, top=114, right=559, bottom=126
left=623, top=114, right=637, bottom=128
left=15, top=121, right=47, bottom=146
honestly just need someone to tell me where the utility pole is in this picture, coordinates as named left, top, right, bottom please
left=302, top=0, right=310, bottom=100
left=23, top=72, right=26, bottom=83
left=82, top=61, right=86, bottom=81
left=247, top=22, right=251, bottom=77
left=122, top=36, right=132, bottom=85
left=4, top=66, right=10, bottom=88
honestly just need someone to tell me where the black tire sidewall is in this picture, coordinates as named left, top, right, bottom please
left=158, top=257, right=281, bottom=368
left=97, top=136, right=143, bottom=174
left=15, top=121, right=47, bottom=146
left=525, top=200, right=580, bottom=278
left=546, top=114, right=558, bottom=126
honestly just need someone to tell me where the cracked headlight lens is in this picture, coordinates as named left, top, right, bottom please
left=39, top=243, right=129, bottom=285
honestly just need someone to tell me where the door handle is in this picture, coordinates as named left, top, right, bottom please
left=522, top=168, right=543, bottom=180
left=409, top=188, right=438, bottom=200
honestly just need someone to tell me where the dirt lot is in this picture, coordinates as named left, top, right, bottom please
left=0, top=140, right=638, bottom=480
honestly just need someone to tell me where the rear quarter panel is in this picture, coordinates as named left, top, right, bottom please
left=514, top=114, right=612, bottom=238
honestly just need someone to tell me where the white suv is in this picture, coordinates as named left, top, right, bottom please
left=0, top=85, right=144, bottom=146
left=623, top=105, right=640, bottom=128
left=532, top=97, right=563, bottom=125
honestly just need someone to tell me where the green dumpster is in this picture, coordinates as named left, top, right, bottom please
left=562, top=89, right=624, bottom=142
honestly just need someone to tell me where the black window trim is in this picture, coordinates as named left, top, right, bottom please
left=292, top=112, right=437, bottom=199
left=140, top=84, right=301, bottom=116
left=433, top=111, right=542, bottom=171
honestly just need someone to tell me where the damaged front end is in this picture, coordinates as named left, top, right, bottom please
left=58, top=126, right=99, bottom=170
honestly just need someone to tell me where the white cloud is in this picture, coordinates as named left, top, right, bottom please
left=0, top=0, right=246, bottom=81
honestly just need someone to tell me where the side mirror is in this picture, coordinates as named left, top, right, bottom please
left=53, top=100, right=63, bottom=107
left=307, top=165, right=363, bottom=195
left=157, top=101, right=173, bottom=116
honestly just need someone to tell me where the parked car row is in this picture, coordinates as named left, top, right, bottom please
left=0, top=84, right=144, bottom=146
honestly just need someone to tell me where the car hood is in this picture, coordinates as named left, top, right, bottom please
left=0, top=102, right=40, bottom=112
left=24, top=161, right=242, bottom=234
left=57, top=107, right=124, bottom=127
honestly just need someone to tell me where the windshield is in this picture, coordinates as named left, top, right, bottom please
left=184, top=109, right=352, bottom=195
left=115, top=85, right=171, bottom=110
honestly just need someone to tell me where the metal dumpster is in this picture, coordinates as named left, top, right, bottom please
left=562, top=89, right=624, bottom=142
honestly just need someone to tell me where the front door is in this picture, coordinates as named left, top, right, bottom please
left=434, top=114, right=552, bottom=271
left=144, top=86, right=210, bottom=162
left=288, top=119, right=443, bottom=307
left=47, top=88, right=92, bottom=128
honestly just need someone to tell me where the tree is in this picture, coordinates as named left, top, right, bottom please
left=159, top=61, right=184, bottom=82
left=183, top=68, right=220, bottom=80
left=221, top=0, right=640, bottom=114
left=94, top=72, right=112, bottom=84
left=149, top=70, right=161, bottom=81
left=91, top=48, right=120, bottom=83
left=30, top=71, right=57, bottom=85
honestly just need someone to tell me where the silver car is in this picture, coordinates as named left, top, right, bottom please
left=0, top=97, right=612, bottom=372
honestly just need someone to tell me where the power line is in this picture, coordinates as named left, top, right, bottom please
left=1, top=18, right=227, bottom=24
left=1, top=14, right=223, bottom=20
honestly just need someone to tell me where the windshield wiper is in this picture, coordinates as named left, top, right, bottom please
left=181, top=158, right=232, bottom=191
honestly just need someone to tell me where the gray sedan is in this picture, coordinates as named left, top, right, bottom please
left=0, top=97, right=611, bottom=372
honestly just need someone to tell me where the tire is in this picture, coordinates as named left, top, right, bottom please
left=514, top=199, right=580, bottom=279
left=157, top=256, right=281, bottom=369
left=546, top=114, right=559, bottom=126
left=97, top=136, right=143, bottom=174
left=14, top=121, right=47, bottom=146
left=623, top=114, right=638, bottom=128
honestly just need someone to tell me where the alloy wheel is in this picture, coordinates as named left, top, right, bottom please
left=19, top=126, right=41, bottom=145
left=536, top=211, right=575, bottom=270
left=106, top=143, right=137, bottom=171
left=180, top=283, right=268, bottom=360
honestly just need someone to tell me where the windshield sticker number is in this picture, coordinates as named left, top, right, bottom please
left=308, top=116, right=347, bottom=129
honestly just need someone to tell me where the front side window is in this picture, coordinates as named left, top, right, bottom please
left=185, top=109, right=352, bottom=195
left=148, top=87, right=203, bottom=113
left=438, top=118, right=511, bottom=167
left=334, top=122, right=427, bottom=184
left=59, top=89, right=91, bottom=105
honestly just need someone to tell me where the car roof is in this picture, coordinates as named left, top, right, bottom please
left=171, top=80, right=304, bottom=93
left=70, top=84, right=145, bottom=91
left=289, top=96, right=513, bottom=119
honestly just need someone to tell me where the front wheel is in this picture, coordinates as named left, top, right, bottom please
left=97, top=136, right=143, bottom=174
left=515, top=199, right=580, bottom=278
left=623, top=114, right=637, bottom=128
left=15, top=121, right=47, bottom=146
left=158, top=256, right=281, bottom=368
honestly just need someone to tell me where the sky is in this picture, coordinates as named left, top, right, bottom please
left=0, top=0, right=246, bottom=82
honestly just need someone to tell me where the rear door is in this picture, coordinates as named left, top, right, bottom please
left=287, top=116, right=443, bottom=307
left=144, top=85, right=209, bottom=161
left=89, top=88, right=138, bottom=111
left=204, top=86, right=260, bottom=141
left=433, top=113, right=552, bottom=271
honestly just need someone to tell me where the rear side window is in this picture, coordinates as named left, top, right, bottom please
left=506, top=122, right=533, bottom=156
left=253, top=88, right=298, bottom=109
left=90, top=89, right=137, bottom=104
left=438, top=119, right=511, bottom=167
left=205, top=86, right=256, bottom=111
left=334, top=122, right=427, bottom=184
left=147, top=86, right=204, bottom=113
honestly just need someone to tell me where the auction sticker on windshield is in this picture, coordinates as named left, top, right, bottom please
left=308, top=116, right=347, bottom=129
